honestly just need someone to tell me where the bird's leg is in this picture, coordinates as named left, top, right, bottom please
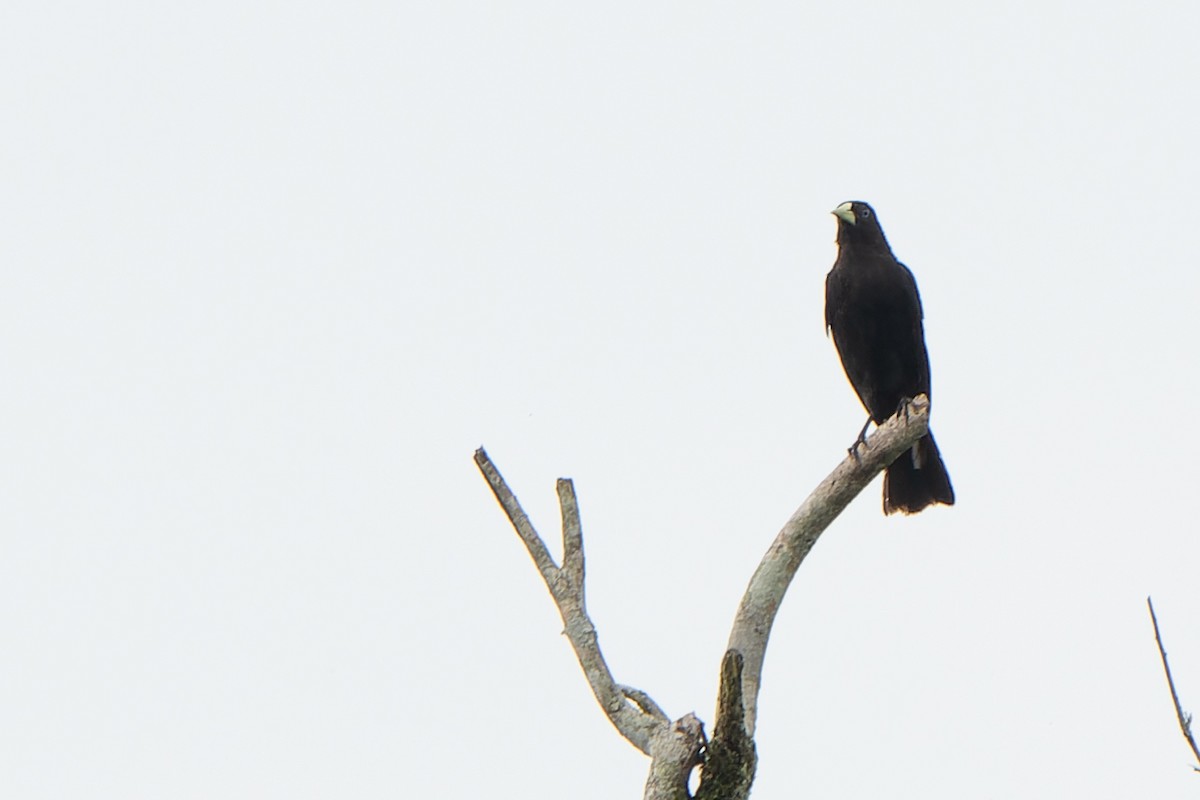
left=894, top=396, right=925, bottom=467
left=847, top=415, right=873, bottom=462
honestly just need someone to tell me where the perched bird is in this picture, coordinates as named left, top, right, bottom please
left=825, top=201, right=954, bottom=514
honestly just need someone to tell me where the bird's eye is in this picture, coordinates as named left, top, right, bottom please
left=860, top=207, right=871, bottom=219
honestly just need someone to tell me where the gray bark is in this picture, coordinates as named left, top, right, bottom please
left=475, top=395, right=931, bottom=798
left=726, top=395, right=932, bottom=738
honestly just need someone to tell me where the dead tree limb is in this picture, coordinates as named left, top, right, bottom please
left=474, top=448, right=665, bottom=754
left=1147, top=597, right=1200, bottom=772
left=475, top=394, right=932, bottom=798
left=694, top=651, right=756, bottom=800
left=724, top=394, right=931, bottom=739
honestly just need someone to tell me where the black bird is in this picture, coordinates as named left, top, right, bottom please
left=825, top=201, right=954, bottom=515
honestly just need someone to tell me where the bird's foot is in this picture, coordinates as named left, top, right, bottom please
left=846, top=416, right=872, bottom=462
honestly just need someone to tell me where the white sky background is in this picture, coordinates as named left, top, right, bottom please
left=2, top=1, right=1199, bottom=797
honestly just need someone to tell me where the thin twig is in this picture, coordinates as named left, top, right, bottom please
left=1147, top=596, right=1200, bottom=772
left=620, top=685, right=671, bottom=724
left=557, top=478, right=585, bottom=593
left=474, top=449, right=558, bottom=579
left=475, top=448, right=664, bottom=755
left=725, top=395, right=933, bottom=737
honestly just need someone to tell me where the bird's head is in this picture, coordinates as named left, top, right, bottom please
left=832, top=201, right=891, bottom=252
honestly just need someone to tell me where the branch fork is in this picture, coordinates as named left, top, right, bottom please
left=475, top=395, right=932, bottom=798
left=474, top=451, right=664, bottom=754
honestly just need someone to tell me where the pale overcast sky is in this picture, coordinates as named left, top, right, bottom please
left=3, top=1, right=1199, bottom=798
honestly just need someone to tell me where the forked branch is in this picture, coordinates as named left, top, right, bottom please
left=476, top=395, right=933, bottom=798
left=474, top=448, right=665, bottom=754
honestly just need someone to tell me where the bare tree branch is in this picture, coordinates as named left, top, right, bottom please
left=477, top=395, right=933, bottom=797
left=474, top=448, right=558, bottom=580
left=1147, top=596, right=1200, bottom=772
left=725, top=394, right=933, bottom=737
left=695, top=651, right=756, bottom=800
left=558, top=478, right=585, bottom=589
left=474, top=448, right=664, bottom=755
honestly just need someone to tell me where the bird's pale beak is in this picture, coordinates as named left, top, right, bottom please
left=832, top=202, right=855, bottom=225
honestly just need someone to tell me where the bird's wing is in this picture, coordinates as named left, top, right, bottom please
left=896, top=260, right=932, bottom=392
left=897, top=261, right=924, bottom=320
left=824, top=268, right=842, bottom=334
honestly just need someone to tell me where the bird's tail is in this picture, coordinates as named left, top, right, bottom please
left=883, top=431, right=955, bottom=515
